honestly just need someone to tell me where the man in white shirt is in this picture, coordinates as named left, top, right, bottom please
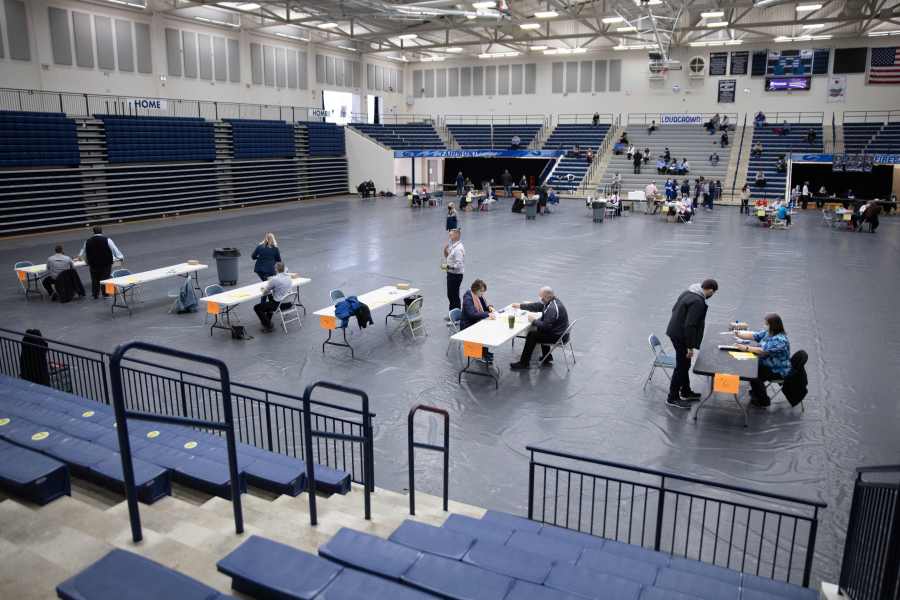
left=801, top=181, right=811, bottom=210
left=42, top=245, right=75, bottom=299
left=253, top=262, right=294, bottom=333
left=78, top=226, right=124, bottom=299
left=645, top=181, right=659, bottom=213
left=443, top=229, right=465, bottom=314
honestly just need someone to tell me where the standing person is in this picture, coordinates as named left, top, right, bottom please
left=633, top=150, right=643, bottom=175
left=442, top=229, right=465, bottom=314
left=611, top=172, right=622, bottom=194
left=251, top=232, right=282, bottom=281
left=861, top=201, right=882, bottom=233
left=740, top=184, right=751, bottom=215
left=592, top=112, right=600, bottom=126
left=665, top=279, right=718, bottom=409
left=445, top=202, right=458, bottom=231
left=455, top=171, right=465, bottom=197
left=79, top=226, right=124, bottom=299
left=252, top=262, right=294, bottom=333
left=509, top=287, right=569, bottom=370
left=680, top=179, right=691, bottom=201
left=800, top=181, right=811, bottom=210
left=519, top=174, right=528, bottom=191
left=501, top=169, right=513, bottom=197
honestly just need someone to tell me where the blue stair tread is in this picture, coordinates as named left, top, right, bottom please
left=655, top=568, right=740, bottom=600
left=545, top=563, right=643, bottom=600
left=741, top=574, right=819, bottom=600
left=669, top=556, right=741, bottom=585
left=44, top=436, right=111, bottom=469
left=389, top=519, right=475, bottom=560
left=577, top=548, right=660, bottom=585
left=318, top=568, right=436, bottom=600
left=441, top=514, right=513, bottom=545
left=217, top=535, right=341, bottom=600
left=57, top=549, right=233, bottom=600
left=319, top=528, right=421, bottom=579
left=640, top=587, right=704, bottom=600
left=402, top=552, right=513, bottom=600
left=602, top=540, right=672, bottom=567
left=0, top=438, right=67, bottom=483
left=240, top=458, right=306, bottom=490
left=89, top=455, right=168, bottom=489
left=462, top=539, right=553, bottom=584
left=506, top=529, right=583, bottom=563
left=480, top=510, right=542, bottom=533
left=504, top=580, right=586, bottom=600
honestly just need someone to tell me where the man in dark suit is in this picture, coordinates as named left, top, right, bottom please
left=665, top=279, right=718, bottom=409
left=510, top=287, right=569, bottom=370
left=78, top=226, right=124, bottom=299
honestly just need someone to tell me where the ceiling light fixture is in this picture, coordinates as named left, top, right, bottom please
left=544, top=48, right=573, bottom=55
left=534, top=10, right=559, bottom=18
left=472, top=1, right=495, bottom=8
left=466, top=14, right=477, bottom=19
left=399, top=33, right=418, bottom=39
left=338, top=45, right=358, bottom=52
left=572, top=48, right=587, bottom=54
left=602, top=16, right=625, bottom=24
left=275, top=32, right=304, bottom=41
left=689, top=39, right=744, bottom=47
left=634, top=0, right=662, bottom=5
left=801, top=23, right=825, bottom=29
left=195, top=16, right=239, bottom=28
left=795, top=3, right=823, bottom=11
left=706, top=21, right=730, bottom=27
left=478, top=51, right=519, bottom=58
left=613, top=43, right=657, bottom=50
left=107, top=0, right=146, bottom=8
left=529, top=45, right=548, bottom=50
left=520, top=23, right=541, bottom=30
left=384, top=55, right=408, bottom=62
left=616, top=26, right=637, bottom=32
left=218, top=2, right=259, bottom=9
left=444, top=47, right=464, bottom=52
left=421, top=55, right=445, bottom=62
left=868, top=29, right=900, bottom=37
left=318, top=22, right=339, bottom=29
left=700, top=11, right=725, bottom=18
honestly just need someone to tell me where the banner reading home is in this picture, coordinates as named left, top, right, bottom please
left=126, top=98, right=168, bottom=111
left=659, top=114, right=704, bottom=125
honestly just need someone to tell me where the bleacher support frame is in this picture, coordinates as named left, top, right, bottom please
left=838, top=464, right=900, bottom=600
left=109, top=341, right=244, bottom=543
left=0, top=328, right=374, bottom=489
left=407, top=404, right=449, bottom=516
left=526, top=446, right=826, bottom=587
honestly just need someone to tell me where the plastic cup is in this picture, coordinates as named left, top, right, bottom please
left=508, top=315, right=515, bottom=329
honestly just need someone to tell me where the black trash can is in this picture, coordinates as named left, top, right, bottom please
left=213, top=248, right=241, bottom=286
left=592, top=200, right=607, bottom=223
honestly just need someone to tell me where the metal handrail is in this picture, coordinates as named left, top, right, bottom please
left=626, top=112, right=738, bottom=126
left=576, top=124, right=617, bottom=196
left=527, top=446, right=825, bottom=587
left=730, top=113, right=748, bottom=196
left=558, top=113, right=614, bottom=125
left=109, top=341, right=244, bottom=543
left=407, top=405, right=449, bottom=515
left=768, top=112, right=824, bottom=124
left=302, top=381, right=374, bottom=526
left=842, top=110, right=900, bottom=124
left=443, top=113, right=546, bottom=125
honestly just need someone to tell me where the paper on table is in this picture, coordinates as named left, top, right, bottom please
left=728, top=351, right=757, bottom=360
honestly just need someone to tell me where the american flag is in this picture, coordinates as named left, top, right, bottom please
left=869, top=47, right=900, bottom=84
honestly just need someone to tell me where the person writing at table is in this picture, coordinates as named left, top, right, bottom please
left=509, top=287, right=569, bottom=370
left=252, top=232, right=281, bottom=281
left=461, top=279, right=496, bottom=363
left=732, top=313, right=791, bottom=408
left=253, top=262, right=294, bottom=333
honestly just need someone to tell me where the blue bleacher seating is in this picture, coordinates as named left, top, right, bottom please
left=350, top=122, right=445, bottom=150
left=865, top=122, right=900, bottom=154
left=462, top=539, right=554, bottom=584
left=506, top=529, right=583, bottom=564
left=545, top=562, right=643, bottom=600
left=0, top=375, right=350, bottom=502
left=539, top=523, right=608, bottom=551
left=746, top=124, right=822, bottom=200
left=303, top=122, right=345, bottom=156
left=226, top=119, right=296, bottom=159
left=99, top=115, right=216, bottom=164
left=447, top=124, right=542, bottom=149
left=441, top=513, right=514, bottom=545
left=0, top=437, right=70, bottom=505
left=481, top=509, right=543, bottom=532
left=403, top=552, right=514, bottom=600
left=505, top=580, right=586, bottom=600
left=389, top=519, right=475, bottom=560
left=319, top=528, right=421, bottom=579
left=56, top=549, right=235, bottom=600
left=542, top=123, right=611, bottom=191
left=318, top=568, right=436, bottom=600
left=655, top=568, right=740, bottom=600
left=0, top=110, right=80, bottom=168
left=577, top=549, right=661, bottom=586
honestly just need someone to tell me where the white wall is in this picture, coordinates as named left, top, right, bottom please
left=346, top=127, right=394, bottom=192
left=403, top=40, right=900, bottom=123
left=0, top=0, right=404, bottom=114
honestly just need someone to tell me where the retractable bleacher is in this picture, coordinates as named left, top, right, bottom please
left=542, top=123, right=611, bottom=191
left=0, top=375, right=351, bottom=505
left=865, top=122, right=900, bottom=153
left=747, top=124, right=823, bottom=201
left=446, top=124, right=542, bottom=149
left=100, top=115, right=216, bottom=163
left=205, top=508, right=819, bottom=600
left=224, top=119, right=295, bottom=159
left=0, top=437, right=70, bottom=505
left=0, top=111, right=80, bottom=167
left=842, top=122, right=883, bottom=154
left=350, top=123, right=445, bottom=149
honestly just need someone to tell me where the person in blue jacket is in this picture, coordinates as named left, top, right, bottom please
left=251, top=232, right=282, bottom=281
left=460, top=279, right=495, bottom=363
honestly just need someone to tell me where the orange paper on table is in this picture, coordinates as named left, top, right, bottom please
left=104, top=282, right=116, bottom=295
left=16, top=270, right=26, bottom=281
left=319, top=315, right=337, bottom=330
left=206, top=301, right=221, bottom=315
left=463, top=341, right=483, bottom=359
left=713, top=373, right=740, bottom=395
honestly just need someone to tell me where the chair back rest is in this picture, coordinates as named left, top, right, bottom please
left=112, top=269, right=130, bottom=277
left=205, top=284, right=224, bottom=297
left=791, top=350, right=808, bottom=369
left=14, top=261, right=33, bottom=269
left=406, top=296, right=424, bottom=318
left=448, top=308, right=461, bottom=324
left=649, top=334, right=662, bottom=356
left=559, top=318, right=577, bottom=343
left=330, top=289, right=345, bottom=304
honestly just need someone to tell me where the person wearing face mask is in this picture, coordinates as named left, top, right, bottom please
left=460, top=279, right=496, bottom=364
left=665, top=279, right=718, bottom=409
left=732, top=313, right=791, bottom=408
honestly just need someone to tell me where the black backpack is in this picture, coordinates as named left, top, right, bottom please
left=782, top=350, right=808, bottom=406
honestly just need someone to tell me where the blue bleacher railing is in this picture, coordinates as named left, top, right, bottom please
left=842, top=110, right=900, bottom=124
left=302, top=381, right=374, bottom=526
left=0, top=328, right=373, bottom=486
left=526, top=446, right=826, bottom=587
left=627, top=112, right=739, bottom=126
left=838, top=464, right=900, bottom=600
left=407, top=405, right=450, bottom=516
left=109, top=341, right=244, bottom=543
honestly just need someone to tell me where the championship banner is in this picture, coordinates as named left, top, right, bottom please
left=826, top=75, right=846, bottom=103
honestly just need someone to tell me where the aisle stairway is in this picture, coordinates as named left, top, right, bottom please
left=542, top=123, right=611, bottom=192
left=599, top=126, right=733, bottom=196
left=746, top=124, right=823, bottom=201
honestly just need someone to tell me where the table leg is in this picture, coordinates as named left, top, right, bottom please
left=385, top=302, right=405, bottom=326
left=732, top=393, right=749, bottom=428
left=210, top=309, right=234, bottom=336
left=457, top=356, right=500, bottom=389
left=322, top=327, right=354, bottom=358
left=110, top=287, right=131, bottom=317
left=692, top=377, right=715, bottom=422
left=191, top=271, right=203, bottom=296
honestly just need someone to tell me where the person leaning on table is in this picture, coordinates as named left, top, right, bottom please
left=732, top=313, right=791, bottom=408
left=251, top=232, right=281, bottom=281
left=79, top=226, right=124, bottom=299
left=508, top=287, right=569, bottom=371
left=665, top=279, right=718, bottom=409
left=253, top=262, right=294, bottom=333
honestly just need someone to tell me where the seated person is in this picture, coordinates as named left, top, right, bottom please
left=619, top=131, right=629, bottom=145
left=709, top=153, right=719, bottom=166
left=519, top=175, right=528, bottom=190
left=586, top=149, right=594, bottom=162
left=410, top=191, right=422, bottom=207
left=608, top=192, right=621, bottom=215
left=675, top=199, right=693, bottom=222
left=775, top=202, right=791, bottom=227
left=642, top=148, right=650, bottom=164
left=720, top=115, right=730, bottom=131
left=419, top=186, right=431, bottom=204
left=732, top=313, right=791, bottom=408
left=647, top=120, right=657, bottom=135
left=42, top=245, right=82, bottom=301
left=775, top=157, right=787, bottom=173
left=547, top=187, right=559, bottom=205
left=510, top=134, right=522, bottom=149
left=253, top=262, right=294, bottom=333
left=720, top=131, right=729, bottom=147
left=446, top=203, right=458, bottom=231
left=861, top=200, right=881, bottom=233
left=626, top=144, right=636, bottom=159
left=806, top=129, right=816, bottom=145
left=774, top=120, right=790, bottom=136
left=460, top=279, right=496, bottom=362
left=669, top=159, right=681, bottom=174
left=613, top=142, right=626, bottom=155
left=509, top=287, right=569, bottom=370
left=754, top=111, right=766, bottom=127
left=461, top=190, right=474, bottom=210
left=754, top=171, right=767, bottom=187
left=751, top=141, right=763, bottom=157
left=656, top=158, right=667, bottom=174
left=680, top=158, right=690, bottom=173
left=662, top=147, right=671, bottom=162
left=706, top=113, right=720, bottom=133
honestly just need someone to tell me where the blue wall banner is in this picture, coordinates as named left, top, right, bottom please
left=393, top=149, right=564, bottom=159
left=791, top=153, right=900, bottom=165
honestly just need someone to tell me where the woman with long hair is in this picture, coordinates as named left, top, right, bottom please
left=733, top=313, right=792, bottom=407
left=251, top=232, right=282, bottom=281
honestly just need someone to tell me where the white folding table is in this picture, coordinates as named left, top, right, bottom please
left=314, top=284, right=420, bottom=358
left=199, top=276, right=311, bottom=335
left=101, top=263, right=207, bottom=316
left=450, top=305, right=541, bottom=388
left=14, top=259, right=87, bottom=299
